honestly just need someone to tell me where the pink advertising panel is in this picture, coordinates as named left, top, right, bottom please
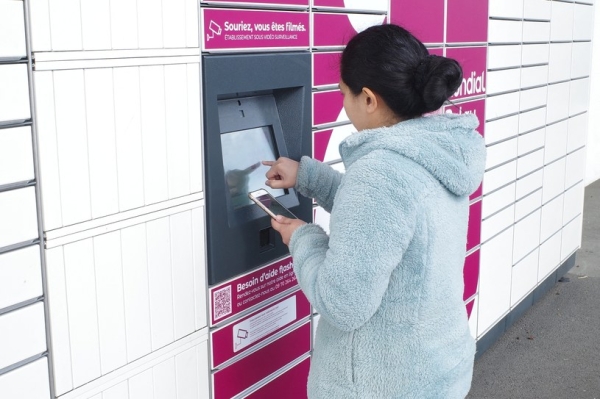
left=312, top=0, right=388, bottom=12
left=467, top=200, right=482, bottom=252
left=212, top=322, right=311, bottom=399
left=466, top=298, right=475, bottom=319
left=446, top=47, right=487, bottom=101
left=463, top=250, right=480, bottom=301
left=245, top=357, right=311, bottom=399
left=211, top=291, right=311, bottom=368
left=313, top=90, right=345, bottom=126
left=206, top=0, right=309, bottom=5
left=209, top=257, right=299, bottom=326
left=314, top=129, right=333, bottom=161
left=446, top=0, right=488, bottom=43
left=201, top=8, right=310, bottom=51
left=390, top=0, right=444, bottom=44
left=312, top=12, right=385, bottom=48
left=313, top=52, right=341, bottom=87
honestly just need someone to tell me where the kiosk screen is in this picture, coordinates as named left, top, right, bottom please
left=221, top=126, right=285, bottom=209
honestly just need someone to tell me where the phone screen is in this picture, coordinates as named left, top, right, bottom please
left=252, top=191, right=297, bottom=219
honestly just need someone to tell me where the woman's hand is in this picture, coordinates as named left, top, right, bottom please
left=271, top=215, right=306, bottom=246
left=263, top=157, right=299, bottom=189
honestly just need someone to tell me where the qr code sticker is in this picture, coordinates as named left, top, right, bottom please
left=213, top=286, right=232, bottom=320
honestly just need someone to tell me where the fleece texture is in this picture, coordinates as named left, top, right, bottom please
left=289, top=113, right=486, bottom=399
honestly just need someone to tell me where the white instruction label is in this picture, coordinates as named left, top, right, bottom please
left=233, top=296, right=297, bottom=352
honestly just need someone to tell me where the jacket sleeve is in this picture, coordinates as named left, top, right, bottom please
left=295, top=156, right=343, bottom=213
left=289, top=157, right=418, bottom=332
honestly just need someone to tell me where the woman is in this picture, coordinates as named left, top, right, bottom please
left=264, top=24, right=486, bottom=398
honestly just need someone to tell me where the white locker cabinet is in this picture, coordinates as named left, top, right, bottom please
left=565, top=148, right=586, bottom=189
left=514, top=188, right=542, bottom=222
left=511, top=249, right=539, bottom=307
left=540, top=195, right=565, bottom=243
left=46, top=206, right=207, bottom=394
left=486, top=69, right=521, bottom=95
left=0, top=245, right=42, bottom=310
left=0, top=126, right=34, bottom=186
left=481, top=183, right=516, bottom=220
left=523, top=0, right=551, bottom=20
left=516, top=169, right=544, bottom=201
left=487, top=45, right=521, bottom=70
left=561, top=216, right=583, bottom=261
left=483, top=160, right=517, bottom=195
left=485, top=138, right=518, bottom=171
left=544, top=121, right=568, bottom=165
left=570, top=78, right=591, bottom=117
left=521, top=44, right=549, bottom=66
left=0, top=357, right=51, bottom=399
left=548, top=43, right=572, bottom=84
left=71, top=341, right=210, bottom=399
left=567, top=113, right=588, bottom=153
left=29, top=0, right=199, bottom=52
left=0, top=303, right=47, bottom=370
left=546, top=82, right=570, bottom=125
left=489, top=0, right=523, bottom=19
left=550, top=1, right=574, bottom=42
left=488, top=20, right=522, bottom=44
left=0, top=64, right=30, bottom=122
left=486, top=92, right=520, bottom=121
left=573, top=3, right=594, bottom=42
left=478, top=227, right=514, bottom=336
left=563, top=183, right=584, bottom=226
left=0, top=187, right=38, bottom=248
left=34, top=63, right=202, bottom=231
left=512, top=209, right=542, bottom=264
left=520, top=86, right=547, bottom=112
left=571, top=42, right=592, bottom=79
left=538, top=231, right=562, bottom=281
left=542, top=158, right=567, bottom=205
left=481, top=204, right=515, bottom=244
left=517, top=149, right=544, bottom=178
left=543, top=154, right=567, bottom=204
left=520, top=65, right=548, bottom=90
left=485, top=115, right=518, bottom=145
left=519, top=109, right=546, bottom=136
left=522, top=21, right=551, bottom=44
left=0, top=0, right=27, bottom=58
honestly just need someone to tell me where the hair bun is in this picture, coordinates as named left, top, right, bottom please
left=416, top=55, right=463, bottom=113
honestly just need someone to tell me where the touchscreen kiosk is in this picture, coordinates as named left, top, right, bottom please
left=203, top=52, right=312, bottom=285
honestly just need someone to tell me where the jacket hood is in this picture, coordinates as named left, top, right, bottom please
left=339, top=113, right=486, bottom=197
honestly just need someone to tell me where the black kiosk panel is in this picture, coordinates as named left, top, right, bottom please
left=203, top=52, right=312, bottom=285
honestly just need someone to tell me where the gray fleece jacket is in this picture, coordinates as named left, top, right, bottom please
left=289, top=113, right=486, bottom=398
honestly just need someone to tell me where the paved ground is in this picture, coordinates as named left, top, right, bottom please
left=467, top=179, right=600, bottom=399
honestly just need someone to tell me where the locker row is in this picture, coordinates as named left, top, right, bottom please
left=476, top=212, right=582, bottom=338
left=45, top=205, right=206, bottom=395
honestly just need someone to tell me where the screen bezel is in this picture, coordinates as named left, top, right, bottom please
left=217, top=94, right=300, bottom=227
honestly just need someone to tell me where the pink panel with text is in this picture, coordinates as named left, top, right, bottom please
left=446, top=0, right=488, bottom=43
left=390, top=0, right=445, bottom=44
left=447, top=47, right=487, bottom=101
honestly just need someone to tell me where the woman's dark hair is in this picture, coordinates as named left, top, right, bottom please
left=341, top=24, right=463, bottom=119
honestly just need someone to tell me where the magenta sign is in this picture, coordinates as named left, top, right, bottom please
left=201, top=8, right=310, bottom=51
left=313, top=90, right=345, bottom=126
left=207, top=0, right=308, bottom=5
left=390, top=0, right=444, bottom=44
left=446, top=47, right=487, bottom=101
left=209, top=257, right=299, bottom=326
left=313, top=52, right=341, bottom=87
left=463, top=250, right=480, bottom=302
left=210, top=290, right=311, bottom=368
left=446, top=0, right=488, bottom=43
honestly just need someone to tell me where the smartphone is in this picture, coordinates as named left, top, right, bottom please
left=248, top=189, right=297, bottom=219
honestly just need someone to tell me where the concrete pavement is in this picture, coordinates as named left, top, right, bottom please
left=467, top=179, right=600, bottom=399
